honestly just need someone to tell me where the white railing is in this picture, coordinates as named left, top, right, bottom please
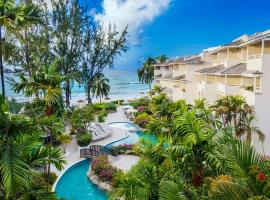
left=248, top=54, right=261, bottom=60
left=217, top=84, right=226, bottom=94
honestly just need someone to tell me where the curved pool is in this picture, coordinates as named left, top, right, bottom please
left=55, top=159, right=107, bottom=200
left=55, top=122, right=156, bottom=199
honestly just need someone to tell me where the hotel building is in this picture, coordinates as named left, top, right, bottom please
left=153, top=29, right=270, bottom=154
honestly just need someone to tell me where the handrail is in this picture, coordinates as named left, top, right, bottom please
left=80, top=145, right=119, bottom=158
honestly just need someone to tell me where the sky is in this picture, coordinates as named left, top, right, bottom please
left=83, top=0, right=270, bottom=70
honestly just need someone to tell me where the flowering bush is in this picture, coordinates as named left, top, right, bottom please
left=112, top=144, right=134, bottom=154
left=134, top=113, right=151, bottom=128
left=137, top=106, right=147, bottom=113
left=91, top=155, right=118, bottom=182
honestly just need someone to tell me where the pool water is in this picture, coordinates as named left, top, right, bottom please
left=55, top=122, right=157, bottom=200
left=55, top=159, right=107, bottom=200
left=108, top=122, right=140, bottom=132
left=106, top=131, right=157, bottom=147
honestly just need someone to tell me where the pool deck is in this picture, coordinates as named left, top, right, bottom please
left=52, top=106, right=139, bottom=175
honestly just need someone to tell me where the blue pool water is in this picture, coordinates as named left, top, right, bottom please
left=55, top=122, right=157, bottom=199
left=106, top=131, right=157, bottom=147
left=107, top=122, right=157, bottom=147
left=55, top=159, right=107, bottom=200
left=108, top=122, right=140, bottom=132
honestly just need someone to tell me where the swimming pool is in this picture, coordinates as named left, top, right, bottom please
left=106, top=131, right=156, bottom=147
left=55, top=159, right=107, bottom=200
left=55, top=122, right=156, bottom=199
left=107, top=122, right=157, bottom=147
left=108, top=122, right=140, bottom=132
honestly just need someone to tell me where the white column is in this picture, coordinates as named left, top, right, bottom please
left=226, top=48, right=230, bottom=67
left=240, top=76, right=243, bottom=87
left=253, top=76, right=257, bottom=92
left=262, top=40, right=265, bottom=57
left=225, top=75, right=227, bottom=84
left=247, top=46, right=249, bottom=60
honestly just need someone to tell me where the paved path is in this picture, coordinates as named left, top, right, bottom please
left=52, top=106, right=136, bottom=175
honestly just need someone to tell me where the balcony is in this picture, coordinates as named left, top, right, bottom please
left=216, top=83, right=241, bottom=96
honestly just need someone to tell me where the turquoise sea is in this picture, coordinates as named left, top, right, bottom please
left=5, top=70, right=149, bottom=103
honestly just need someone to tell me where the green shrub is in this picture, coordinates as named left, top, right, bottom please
left=98, top=114, right=105, bottom=122
left=41, top=172, right=58, bottom=185
left=76, top=133, right=92, bottom=147
left=70, top=106, right=94, bottom=134
left=134, top=113, right=151, bottom=128
left=245, top=85, right=254, bottom=91
left=92, top=102, right=117, bottom=112
left=130, top=97, right=150, bottom=108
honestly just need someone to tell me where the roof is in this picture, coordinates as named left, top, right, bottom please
left=159, top=74, right=173, bottom=80
left=197, top=63, right=262, bottom=76
left=171, top=55, right=203, bottom=65
left=172, top=74, right=185, bottom=80
left=217, top=63, right=247, bottom=75
left=196, top=65, right=225, bottom=74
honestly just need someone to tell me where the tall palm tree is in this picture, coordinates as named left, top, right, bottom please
left=0, top=0, right=42, bottom=98
left=91, top=73, right=110, bottom=103
left=137, top=57, right=156, bottom=94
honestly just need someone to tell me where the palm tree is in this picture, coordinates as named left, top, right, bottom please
left=0, top=0, right=42, bottom=97
left=236, top=115, right=264, bottom=145
left=137, top=57, right=156, bottom=94
left=91, top=73, right=110, bottom=103
left=156, top=55, right=168, bottom=63
left=0, top=96, right=66, bottom=198
left=10, top=61, right=65, bottom=118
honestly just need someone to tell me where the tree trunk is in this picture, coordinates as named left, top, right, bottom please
left=0, top=26, right=5, bottom=98
left=65, top=80, right=70, bottom=107
left=149, top=82, right=152, bottom=97
left=87, top=80, right=93, bottom=105
left=87, top=85, right=92, bottom=105
left=100, top=96, right=101, bottom=103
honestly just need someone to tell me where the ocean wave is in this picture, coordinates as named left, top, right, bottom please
left=110, top=81, right=142, bottom=85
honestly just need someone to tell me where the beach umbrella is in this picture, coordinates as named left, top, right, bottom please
left=122, top=105, right=133, bottom=110
left=126, top=108, right=137, bottom=113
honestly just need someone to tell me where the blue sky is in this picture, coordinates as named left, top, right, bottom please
left=83, top=0, right=270, bottom=70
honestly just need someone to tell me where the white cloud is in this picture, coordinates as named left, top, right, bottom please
left=94, top=0, right=171, bottom=45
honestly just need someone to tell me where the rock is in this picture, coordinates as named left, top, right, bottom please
left=87, top=168, right=111, bottom=192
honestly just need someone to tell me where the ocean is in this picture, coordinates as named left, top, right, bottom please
left=5, top=69, right=150, bottom=104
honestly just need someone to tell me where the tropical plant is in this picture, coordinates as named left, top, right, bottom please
left=0, top=96, right=66, bottom=198
left=76, top=133, right=92, bottom=147
left=236, top=115, right=264, bottom=145
left=82, top=23, right=127, bottom=104
left=52, top=0, right=86, bottom=107
left=156, top=55, right=168, bottom=63
left=58, top=134, right=72, bottom=153
left=137, top=57, right=156, bottom=93
left=91, top=73, right=111, bottom=103
left=70, top=106, right=94, bottom=134
left=0, top=0, right=42, bottom=97
left=10, top=60, right=65, bottom=118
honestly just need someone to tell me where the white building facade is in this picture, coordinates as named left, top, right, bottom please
left=154, top=29, right=270, bottom=155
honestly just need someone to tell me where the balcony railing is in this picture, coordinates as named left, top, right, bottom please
left=248, top=54, right=261, bottom=60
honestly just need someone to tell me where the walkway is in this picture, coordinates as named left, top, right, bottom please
left=51, top=106, right=132, bottom=175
